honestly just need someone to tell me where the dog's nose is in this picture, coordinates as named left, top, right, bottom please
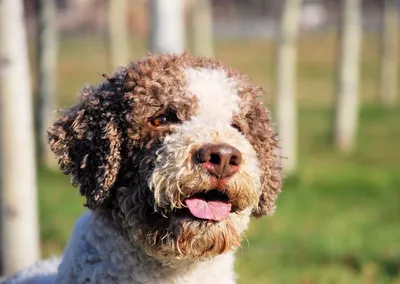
left=197, top=143, right=242, bottom=178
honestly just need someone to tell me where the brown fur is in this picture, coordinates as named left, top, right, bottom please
left=48, top=53, right=282, bottom=262
left=236, top=86, right=282, bottom=217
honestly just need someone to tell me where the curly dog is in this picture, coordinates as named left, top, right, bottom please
left=4, top=54, right=282, bottom=284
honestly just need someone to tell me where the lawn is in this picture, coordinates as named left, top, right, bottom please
left=35, top=34, right=400, bottom=283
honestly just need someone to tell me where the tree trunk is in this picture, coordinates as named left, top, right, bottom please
left=275, top=0, right=302, bottom=175
left=333, top=0, right=362, bottom=153
left=378, top=0, right=398, bottom=107
left=0, top=148, right=2, bottom=275
left=0, top=0, right=40, bottom=275
left=150, top=0, right=184, bottom=54
left=187, top=0, right=214, bottom=57
left=37, top=0, right=58, bottom=168
left=109, top=0, right=130, bottom=68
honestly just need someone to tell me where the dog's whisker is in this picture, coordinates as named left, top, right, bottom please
left=241, top=232, right=250, bottom=248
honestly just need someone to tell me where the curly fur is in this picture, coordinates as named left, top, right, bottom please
left=4, top=53, right=282, bottom=284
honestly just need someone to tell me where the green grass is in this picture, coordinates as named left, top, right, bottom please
left=36, top=34, right=400, bottom=283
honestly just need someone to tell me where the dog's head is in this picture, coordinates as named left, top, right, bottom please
left=48, top=54, right=282, bottom=263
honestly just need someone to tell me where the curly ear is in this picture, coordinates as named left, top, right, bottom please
left=47, top=85, right=123, bottom=209
left=246, top=93, right=283, bottom=217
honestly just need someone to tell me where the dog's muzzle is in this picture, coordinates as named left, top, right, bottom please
left=182, top=143, right=242, bottom=222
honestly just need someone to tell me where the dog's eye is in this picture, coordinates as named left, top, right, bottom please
left=149, top=112, right=180, bottom=127
left=150, top=115, right=169, bottom=127
left=231, top=123, right=243, bottom=133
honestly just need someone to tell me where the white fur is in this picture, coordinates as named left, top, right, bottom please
left=56, top=211, right=236, bottom=284
left=1, top=258, right=60, bottom=284
left=182, top=68, right=261, bottom=198
left=184, top=68, right=240, bottom=125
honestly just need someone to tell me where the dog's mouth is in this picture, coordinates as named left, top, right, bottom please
left=183, top=190, right=231, bottom=222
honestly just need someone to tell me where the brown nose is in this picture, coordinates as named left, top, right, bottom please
left=197, top=143, right=242, bottom=178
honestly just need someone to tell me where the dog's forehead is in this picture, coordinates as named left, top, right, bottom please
left=184, top=67, right=240, bottom=124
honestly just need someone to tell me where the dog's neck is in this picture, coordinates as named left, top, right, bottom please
left=56, top=211, right=236, bottom=284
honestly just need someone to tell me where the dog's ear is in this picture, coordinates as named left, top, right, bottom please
left=246, top=94, right=283, bottom=217
left=47, top=85, right=124, bottom=209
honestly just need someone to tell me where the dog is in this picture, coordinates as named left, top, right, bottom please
left=4, top=54, right=282, bottom=284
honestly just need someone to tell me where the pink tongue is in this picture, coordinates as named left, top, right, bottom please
left=184, top=197, right=231, bottom=221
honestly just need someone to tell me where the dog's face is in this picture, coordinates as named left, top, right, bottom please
left=48, top=54, right=282, bottom=263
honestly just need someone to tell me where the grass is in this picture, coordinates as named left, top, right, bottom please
left=35, top=34, right=400, bottom=283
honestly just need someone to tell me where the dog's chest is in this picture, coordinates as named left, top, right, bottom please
left=56, top=211, right=236, bottom=284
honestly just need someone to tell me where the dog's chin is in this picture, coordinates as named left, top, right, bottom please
left=141, top=213, right=242, bottom=264
left=137, top=190, right=244, bottom=263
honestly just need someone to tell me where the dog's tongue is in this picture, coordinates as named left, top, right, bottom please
left=184, top=196, right=231, bottom=221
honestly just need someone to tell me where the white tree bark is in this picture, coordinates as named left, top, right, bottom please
left=37, top=0, right=58, bottom=167
left=109, top=0, right=130, bottom=68
left=378, top=0, right=398, bottom=107
left=188, top=0, right=214, bottom=57
left=275, top=0, right=302, bottom=175
left=0, top=0, right=40, bottom=275
left=0, top=150, right=2, bottom=275
left=333, top=0, right=362, bottom=153
left=150, top=0, right=184, bottom=54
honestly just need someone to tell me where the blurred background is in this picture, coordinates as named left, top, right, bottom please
left=0, top=0, right=399, bottom=283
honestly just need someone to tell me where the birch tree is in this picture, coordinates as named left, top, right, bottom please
left=37, top=0, right=58, bottom=167
left=0, top=152, right=2, bottom=275
left=275, top=0, right=302, bottom=175
left=378, top=0, right=398, bottom=107
left=333, top=0, right=362, bottom=153
left=0, top=0, right=40, bottom=274
left=150, top=0, right=184, bottom=54
left=109, top=0, right=130, bottom=68
left=187, top=0, right=214, bottom=57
